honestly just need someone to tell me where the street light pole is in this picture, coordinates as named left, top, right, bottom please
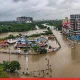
left=9, top=48, right=11, bottom=62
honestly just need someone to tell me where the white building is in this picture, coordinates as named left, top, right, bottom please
left=17, top=16, right=33, bottom=23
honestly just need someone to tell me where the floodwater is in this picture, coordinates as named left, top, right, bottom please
left=0, top=29, right=47, bottom=38
left=0, top=29, right=80, bottom=78
left=28, top=30, right=72, bottom=78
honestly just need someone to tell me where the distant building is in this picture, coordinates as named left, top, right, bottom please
left=17, top=16, right=33, bottom=23
left=63, top=17, right=70, bottom=23
left=70, top=14, right=80, bottom=40
left=62, top=17, right=70, bottom=36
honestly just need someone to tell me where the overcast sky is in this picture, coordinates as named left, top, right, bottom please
left=0, top=0, right=80, bottom=21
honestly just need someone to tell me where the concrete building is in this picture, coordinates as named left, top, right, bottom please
left=63, top=17, right=70, bottom=23
left=70, top=14, right=80, bottom=40
left=62, top=17, right=70, bottom=36
left=17, top=16, right=33, bottom=23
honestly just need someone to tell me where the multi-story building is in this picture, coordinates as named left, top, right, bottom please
left=17, top=16, right=33, bottom=23
left=62, top=17, right=70, bottom=36
left=70, top=14, right=80, bottom=40
left=63, top=17, right=70, bottom=23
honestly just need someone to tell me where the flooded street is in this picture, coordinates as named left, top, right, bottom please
left=28, top=29, right=80, bottom=78
left=0, top=29, right=80, bottom=78
left=28, top=30, right=72, bottom=78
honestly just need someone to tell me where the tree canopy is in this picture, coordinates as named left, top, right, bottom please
left=0, top=64, right=8, bottom=78
left=3, top=61, right=21, bottom=73
left=0, top=20, right=62, bottom=33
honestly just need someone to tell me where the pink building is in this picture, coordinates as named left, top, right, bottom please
left=62, top=17, right=70, bottom=36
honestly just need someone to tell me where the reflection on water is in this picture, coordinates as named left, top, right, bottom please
left=7, top=72, right=20, bottom=78
left=0, top=29, right=80, bottom=77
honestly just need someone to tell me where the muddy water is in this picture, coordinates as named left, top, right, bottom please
left=0, top=29, right=47, bottom=38
left=28, top=30, right=80, bottom=78
left=28, top=30, right=72, bottom=78
left=0, top=29, right=80, bottom=78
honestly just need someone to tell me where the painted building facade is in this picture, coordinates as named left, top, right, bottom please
left=70, top=14, right=80, bottom=40
left=62, top=17, right=70, bottom=36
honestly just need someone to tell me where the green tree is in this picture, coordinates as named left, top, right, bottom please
left=3, top=61, right=10, bottom=71
left=8, top=34, right=15, bottom=39
left=38, top=47, right=47, bottom=54
left=3, top=61, right=21, bottom=73
left=9, top=61, right=21, bottom=72
left=33, top=45, right=39, bottom=51
left=0, top=65, right=8, bottom=78
left=47, top=27, right=50, bottom=30
left=49, top=46, right=52, bottom=49
left=19, top=33, right=22, bottom=37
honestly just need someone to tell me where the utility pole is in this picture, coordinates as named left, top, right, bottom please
left=9, top=48, right=11, bottom=62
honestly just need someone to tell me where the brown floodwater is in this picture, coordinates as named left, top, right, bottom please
left=0, top=29, right=80, bottom=78
left=0, top=29, right=47, bottom=38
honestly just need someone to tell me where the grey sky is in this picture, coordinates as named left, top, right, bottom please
left=0, top=0, right=80, bottom=21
